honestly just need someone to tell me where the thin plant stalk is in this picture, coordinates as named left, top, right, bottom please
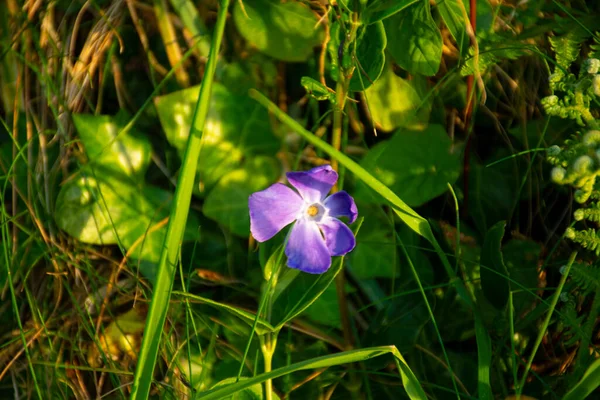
left=516, top=250, right=578, bottom=394
left=129, top=1, right=230, bottom=398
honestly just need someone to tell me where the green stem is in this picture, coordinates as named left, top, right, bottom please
left=260, top=332, right=278, bottom=400
left=516, top=250, right=577, bottom=394
left=129, top=1, right=230, bottom=398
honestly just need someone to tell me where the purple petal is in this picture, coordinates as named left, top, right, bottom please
left=324, top=191, right=358, bottom=223
left=285, top=219, right=331, bottom=274
left=286, top=165, right=338, bottom=203
left=249, top=183, right=303, bottom=242
left=319, top=217, right=356, bottom=256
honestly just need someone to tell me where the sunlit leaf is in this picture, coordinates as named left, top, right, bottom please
left=232, top=0, right=324, bottom=62
left=329, top=21, right=387, bottom=91
left=356, top=124, right=461, bottom=207
left=154, top=83, right=279, bottom=191
left=203, top=156, right=279, bottom=236
left=384, top=1, right=442, bottom=76
left=364, top=62, right=431, bottom=131
left=72, top=113, right=152, bottom=179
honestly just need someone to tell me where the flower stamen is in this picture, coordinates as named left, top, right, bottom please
left=307, top=205, right=319, bottom=217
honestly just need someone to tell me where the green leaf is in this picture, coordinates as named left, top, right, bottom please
left=549, top=30, right=587, bottom=70
left=436, top=0, right=469, bottom=54
left=356, top=124, right=461, bottom=207
left=329, top=21, right=387, bottom=91
left=232, top=0, right=324, bottom=62
left=364, top=61, right=431, bottom=131
left=460, top=33, right=532, bottom=76
left=563, top=356, right=600, bottom=400
left=211, top=377, right=280, bottom=400
left=363, top=0, right=419, bottom=24
left=54, top=170, right=199, bottom=281
left=203, top=156, right=279, bottom=236
left=173, top=291, right=275, bottom=335
left=197, top=346, right=426, bottom=400
left=480, top=221, right=509, bottom=310
left=348, top=205, right=397, bottom=279
left=72, top=113, right=152, bottom=179
left=384, top=1, right=442, bottom=76
left=154, top=83, right=279, bottom=191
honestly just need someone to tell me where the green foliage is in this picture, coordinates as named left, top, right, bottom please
left=364, top=61, right=432, bottom=131
left=480, top=221, right=509, bottom=310
left=203, top=156, right=279, bottom=237
left=384, top=1, right=442, bottom=76
left=328, top=20, right=387, bottom=91
left=460, top=33, right=532, bottom=76
left=549, top=31, right=588, bottom=70
left=154, top=83, right=279, bottom=191
left=232, top=0, right=324, bottom=62
left=355, top=124, right=461, bottom=207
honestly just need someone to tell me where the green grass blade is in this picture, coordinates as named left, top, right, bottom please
left=196, top=346, right=426, bottom=400
left=563, top=357, right=600, bottom=400
left=129, top=1, right=230, bottom=398
left=250, top=89, right=493, bottom=398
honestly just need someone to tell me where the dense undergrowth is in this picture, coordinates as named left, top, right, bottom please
left=2, top=0, right=600, bottom=399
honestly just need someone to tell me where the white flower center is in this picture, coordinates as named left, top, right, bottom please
left=304, top=203, right=325, bottom=222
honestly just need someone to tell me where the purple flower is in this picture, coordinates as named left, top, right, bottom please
left=249, top=165, right=358, bottom=274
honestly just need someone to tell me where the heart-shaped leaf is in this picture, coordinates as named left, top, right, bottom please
left=233, top=0, right=324, bottom=62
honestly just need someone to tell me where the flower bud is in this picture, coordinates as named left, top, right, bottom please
left=551, top=167, right=566, bottom=183
left=573, top=155, right=594, bottom=174
left=565, top=227, right=576, bottom=239
left=574, top=209, right=585, bottom=221
left=583, top=130, right=600, bottom=146
left=547, top=145, right=561, bottom=156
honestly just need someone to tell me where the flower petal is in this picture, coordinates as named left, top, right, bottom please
left=324, top=191, right=358, bottom=223
left=249, top=183, right=303, bottom=242
left=286, top=165, right=338, bottom=203
left=285, top=219, right=331, bottom=274
left=319, top=217, right=356, bottom=256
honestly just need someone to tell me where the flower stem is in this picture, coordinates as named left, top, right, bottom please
left=260, top=332, right=277, bottom=400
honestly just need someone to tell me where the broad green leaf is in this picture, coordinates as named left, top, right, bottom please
left=154, top=83, right=278, bottom=191
left=356, top=124, right=461, bottom=207
left=480, top=221, right=509, bottom=310
left=197, top=346, right=426, bottom=400
left=363, top=0, right=419, bottom=23
left=55, top=170, right=168, bottom=245
left=348, top=205, right=397, bottom=279
left=329, top=21, right=387, bottom=91
left=364, top=61, right=431, bottom=131
left=503, top=239, right=540, bottom=315
left=469, top=152, right=519, bottom=235
left=436, top=0, right=469, bottom=54
left=54, top=170, right=199, bottom=281
left=363, top=294, right=429, bottom=353
left=302, top=284, right=342, bottom=328
left=72, top=113, right=151, bottom=179
left=269, top=219, right=363, bottom=330
left=563, top=358, right=600, bottom=400
left=232, top=0, right=324, bottom=62
left=173, top=291, right=275, bottom=335
left=203, top=156, right=279, bottom=236
left=384, top=1, right=442, bottom=76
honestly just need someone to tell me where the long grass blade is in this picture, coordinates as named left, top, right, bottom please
left=129, top=1, right=230, bottom=398
left=196, top=346, right=426, bottom=400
